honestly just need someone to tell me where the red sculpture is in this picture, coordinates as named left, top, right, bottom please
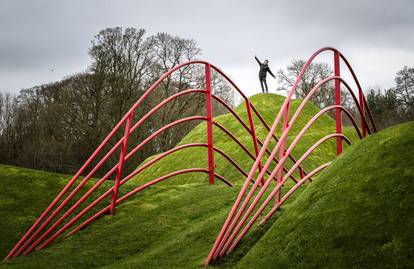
left=5, top=48, right=376, bottom=267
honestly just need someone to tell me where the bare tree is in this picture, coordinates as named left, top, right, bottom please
left=394, top=66, right=414, bottom=118
left=0, top=27, right=235, bottom=174
left=277, top=59, right=354, bottom=118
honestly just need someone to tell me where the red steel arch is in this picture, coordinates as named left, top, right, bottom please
left=5, top=47, right=377, bottom=265
left=5, top=59, right=308, bottom=260
left=205, top=47, right=377, bottom=265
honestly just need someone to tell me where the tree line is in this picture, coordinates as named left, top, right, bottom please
left=0, top=27, right=233, bottom=175
left=366, top=66, right=414, bottom=129
left=1, top=28, right=412, bottom=175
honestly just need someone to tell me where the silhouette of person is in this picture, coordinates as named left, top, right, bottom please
left=255, top=56, right=275, bottom=93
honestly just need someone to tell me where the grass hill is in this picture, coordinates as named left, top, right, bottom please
left=0, top=93, right=399, bottom=268
left=237, top=121, right=414, bottom=269
left=127, top=93, right=358, bottom=188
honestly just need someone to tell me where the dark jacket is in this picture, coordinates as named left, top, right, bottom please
left=255, top=56, right=275, bottom=79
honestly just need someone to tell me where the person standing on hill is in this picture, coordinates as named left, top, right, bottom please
left=255, top=55, right=276, bottom=93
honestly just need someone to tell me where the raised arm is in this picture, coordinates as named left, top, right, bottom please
left=254, top=55, right=262, bottom=65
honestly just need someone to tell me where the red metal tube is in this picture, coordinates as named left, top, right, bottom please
left=246, top=99, right=263, bottom=184
left=227, top=162, right=332, bottom=253
left=15, top=136, right=124, bottom=256
left=334, top=51, right=343, bottom=155
left=213, top=121, right=296, bottom=182
left=23, top=116, right=207, bottom=255
left=9, top=61, right=219, bottom=260
left=110, top=113, right=133, bottom=215
left=359, top=89, right=367, bottom=137
left=262, top=163, right=332, bottom=224
left=10, top=89, right=208, bottom=258
left=223, top=134, right=351, bottom=254
left=277, top=101, right=290, bottom=202
left=207, top=52, right=348, bottom=262
left=66, top=144, right=245, bottom=238
left=37, top=168, right=233, bottom=252
left=205, top=64, right=215, bottom=184
left=210, top=74, right=356, bottom=262
left=214, top=103, right=356, bottom=257
left=31, top=141, right=244, bottom=251
left=8, top=62, right=211, bottom=260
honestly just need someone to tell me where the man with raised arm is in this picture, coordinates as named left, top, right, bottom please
left=255, top=55, right=276, bottom=93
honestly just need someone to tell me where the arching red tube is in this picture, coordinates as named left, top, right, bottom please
left=213, top=121, right=296, bottom=182
left=212, top=94, right=307, bottom=182
left=250, top=103, right=309, bottom=179
left=210, top=85, right=365, bottom=260
left=37, top=168, right=233, bottom=251
left=227, top=162, right=332, bottom=253
left=213, top=102, right=360, bottom=258
left=30, top=122, right=257, bottom=249
left=31, top=140, right=247, bottom=250
left=206, top=47, right=377, bottom=263
left=224, top=134, right=350, bottom=254
left=212, top=95, right=297, bottom=182
left=22, top=116, right=207, bottom=255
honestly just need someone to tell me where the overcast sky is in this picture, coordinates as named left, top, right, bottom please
left=1, top=0, right=413, bottom=97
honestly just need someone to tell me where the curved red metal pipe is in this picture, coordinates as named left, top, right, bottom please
left=8, top=59, right=256, bottom=259
left=213, top=121, right=297, bottom=182
left=37, top=168, right=233, bottom=251
left=212, top=103, right=357, bottom=258
left=227, top=162, right=333, bottom=254
left=9, top=89, right=208, bottom=258
left=213, top=94, right=307, bottom=182
left=212, top=95, right=297, bottom=182
left=250, top=103, right=308, bottom=179
left=223, top=134, right=350, bottom=255
left=218, top=75, right=370, bottom=251
left=33, top=140, right=246, bottom=251
left=30, top=121, right=260, bottom=250
left=22, top=116, right=207, bottom=255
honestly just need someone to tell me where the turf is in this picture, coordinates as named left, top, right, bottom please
left=0, top=93, right=388, bottom=268
left=236, top=121, right=414, bottom=269
left=130, top=93, right=359, bottom=187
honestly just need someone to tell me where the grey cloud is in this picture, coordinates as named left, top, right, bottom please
left=0, top=0, right=413, bottom=94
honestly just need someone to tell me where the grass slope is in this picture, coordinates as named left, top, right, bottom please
left=237, top=121, right=414, bottom=269
left=131, top=93, right=358, bottom=187
left=0, top=165, right=69, bottom=257
left=0, top=93, right=363, bottom=268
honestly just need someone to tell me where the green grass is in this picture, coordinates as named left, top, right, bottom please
left=131, top=93, right=359, bottom=187
left=236, top=121, right=414, bottom=269
left=0, top=165, right=70, bottom=257
left=0, top=93, right=394, bottom=268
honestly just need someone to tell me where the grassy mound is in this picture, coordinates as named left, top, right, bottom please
left=130, top=93, right=358, bottom=187
left=0, top=165, right=72, bottom=257
left=237, top=122, right=414, bottom=269
left=0, top=93, right=365, bottom=268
